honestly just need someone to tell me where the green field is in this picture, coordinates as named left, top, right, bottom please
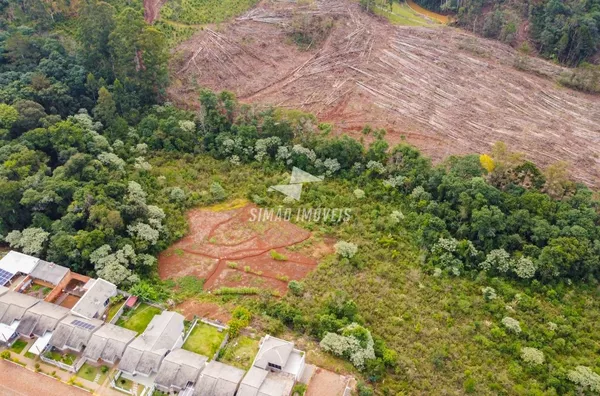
left=182, top=322, right=226, bottom=359
left=218, top=336, right=260, bottom=370
left=116, top=303, right=162, bottom=335
left=372, top=1, right=436, bottom=26
left=9, top=340, right=28, bottom=354
left=161, top=0, right=259, bottom=25
left=77, top=363, right=108, bottom=383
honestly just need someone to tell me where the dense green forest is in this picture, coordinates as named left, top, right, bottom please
left=2, top=0, right=600, bottom=394
left=415, top=0, right=600, bottom=66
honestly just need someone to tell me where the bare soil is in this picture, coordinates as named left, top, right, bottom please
left=169, top=0, right=600, bottom=186
left=305, top=367, right=352, bottom=396
left=158, top=204, right=327, bottom=294
left=175, top=300, right=232, bottom=322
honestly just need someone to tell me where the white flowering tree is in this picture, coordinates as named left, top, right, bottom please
left=501, top=317, right=522, bottom=334
left=320, top=323, right=376, bottom=370
left=334, top=241, right=358, bottom=259
left=4, top=227, right=49, bottom=256
left=520, top=347, right=544, bottom=365
left=567, top=366, right=600, bottom=393
left=90, top=244, right=145, bottom=286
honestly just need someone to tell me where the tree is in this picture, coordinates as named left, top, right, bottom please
left=93, top=87, right=117, bottom=126
left=78, top=0, right=116, bottom=78
left=0, top=104, right=18, bottom=129
left=4, top=227, right=50, bottom=256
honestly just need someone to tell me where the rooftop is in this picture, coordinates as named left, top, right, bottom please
left=29, top=260, right=69, bottom=286
left=71, top=278, right=117, bottom=319
left=154, top=348, right=208, bottom=391
left=193, top=361, right=246, bottom=396
left=118, top=311, right=185, bottom=376
left=0, top=286, right=8, bottom=297
left=238, top=367, right=295, bottom=396
left=0, top=291, right=40, bottom=325
left=0, top=251, right=39, bottom=277
left=83, top=323, right=137, bottom=364
left=48, top=314, right=103, bottom=352
left=254, top=335, right=294, bottom=369
left=16, top=301, right=69, bottom=337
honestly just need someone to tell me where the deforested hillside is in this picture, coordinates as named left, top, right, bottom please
left=169, top=0, right=600, bottom=187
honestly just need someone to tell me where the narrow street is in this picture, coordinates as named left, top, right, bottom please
left=0, top=360, right=89, bottom=396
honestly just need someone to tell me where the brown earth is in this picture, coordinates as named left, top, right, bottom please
left=158, top=204, right=329, bottom=294
left=0, top=360, right=89, bottom=396
left=305, top=367, right=352, bottom=396
left=169, top=0, right=600, bottom=187
left=175, top=300, right=232, bottom=322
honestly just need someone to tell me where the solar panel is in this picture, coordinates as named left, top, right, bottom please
left=71, top=319, right=96, bottom=331
left=0, top=269, right=14, bottom=286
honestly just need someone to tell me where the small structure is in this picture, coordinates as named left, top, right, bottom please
left=29, top=260, right=69, bottom=287
left=154, top=348, right=208, bottom=394
left=0, top=251, right=40, bottom=287
left=48, top=314, right=103, bottom=353
left=237, top=335, right=306, bottom=396
left=71, top=278, right=117, bottom=320
left=193, top=360, right=245, bottom=396
left=16, top=301, right=69, bottom=338
left=0, top=291, right=39, bottom=344
left=125, top=296, right=138, bottom=309
left=118, top=311, right=185, bottom=377
left=83, top=323, right=137, bottom=365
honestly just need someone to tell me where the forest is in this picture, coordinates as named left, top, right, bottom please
left=414, top=0, right=600, bottom=66
left=2, top=0, right=600, bottom=394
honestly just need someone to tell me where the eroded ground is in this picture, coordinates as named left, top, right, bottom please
left=169, top=0, right=600, bottom=186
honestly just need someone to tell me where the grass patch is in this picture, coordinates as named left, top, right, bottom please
left=182, top=322, right=226, bottom=358
left=218, top=335, right=259, bottom=370
left=10, top=340, right=28, bottom=354
left=160, top=0, right=259, bottom=25
left=106, top=301, right=125, bottom=322
left=77, top=362, right=107, bottom=383
left=116, top=377, right=134, bottom=391
left=24, top=352, right=36, bottom=359
left=372, top=1, right=436, bottom=27
left=44, top=350, right=77, bottom=365
left=116, top=303, right=162, bottom=335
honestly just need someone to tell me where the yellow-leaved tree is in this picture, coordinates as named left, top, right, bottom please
left=480, top=154, right=495, bottom=173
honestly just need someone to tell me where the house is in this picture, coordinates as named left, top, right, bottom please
left=28, top=260, right=69, bottom=287
left=154, top=348, right=208, bottom=394
left=0, top=291, right=39, bottom=345
left=192, top=360, right=245, bottom=396
left=238, top=366, right=295, bottom=396
left=48, top=314, right=104, bottom=353
left=71, top=278, right=117, bottom=320
left=118, top=311, right=185, bottom=377
left=237, top=335, right=306, bottom=396
left=254, top=335, right=306, bottom=381
left=83, top=323, right=137, bottom=365
left=16, top=301, right=70, bottom=338
left=0, top=251, right=41, bottom=287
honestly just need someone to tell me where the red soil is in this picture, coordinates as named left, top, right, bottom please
left=176, top=300, right=232, bottom=323
left=159, top=204, right=328, bottom=295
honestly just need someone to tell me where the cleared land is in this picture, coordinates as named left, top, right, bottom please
left=169, top=0, right=600, bottom=186
left=182, top=322, right=225, bottom=358
left=158, top=204, right=327, bottom=294
left=218, top=335, right=260, bottom=370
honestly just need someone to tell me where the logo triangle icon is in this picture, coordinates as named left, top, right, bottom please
left=268, top=184, right=303, bottom=201
left=290, top=167, right=324, bottom=184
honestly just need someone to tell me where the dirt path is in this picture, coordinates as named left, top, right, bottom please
left=406, top=0, right=449, bottom=24
left=0, top=360, right=89, bottom=396
left=170, top=0, right=600, bottom=187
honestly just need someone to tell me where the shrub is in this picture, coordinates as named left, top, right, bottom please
left=288, top=280, right=305, bottom=296
left=210, top=182, right=227, bottom=202
left=353, top=189, right=365, bottom=199
left=501, top=317, right=521, bottom=334
left=481, top=287, right=497, bottom=301
left=270, top=250, right=288, bottom=261
left=101, top=365, right=109, bottom=374
left=334, top=241, right=358, bottom=259
left=0, top=351, right=10, bottom=360
left=521, top=347, right=544, bottom=365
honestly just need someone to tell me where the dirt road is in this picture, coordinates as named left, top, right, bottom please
left=0, top=360, right=89, bottom=396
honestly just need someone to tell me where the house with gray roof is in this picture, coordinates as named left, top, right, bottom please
left=192, top=360, right=245, bottom=396
left=154, top=348, right=208, bottom=394
left=0, top=251, right=40, bottom=287
left=16, top=301, right=69, bottom=338
left=48, top=314, right=103, bottom=353
left=0, top=291, right=39, bottom=326
left=29, top=260, right=69, bottom=286
left=71, top=278, right=117, bottom=320
left=118, top=311, right=185, bottom=377
left=238, top=366, right=295, bottom=396
left=253, top=335, right=306, bottom=381
left=83, top=323, right=137, bottom=365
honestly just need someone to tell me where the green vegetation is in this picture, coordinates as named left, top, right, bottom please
left=161, top=0, right=259, bottom=25
left=116, top=303, right=162, bottom=335
left=414, top=0, right=600, bottom=66
left=77, top=362, right=108, bottom=383
left=214, top=287, right=261, bottom=295
left=106, top=301, right=125, bottom=322
left=371, top=0, right=435, bottom=26
left=44, top=350, right=76, bottom=366
left=9, top=340, right=28, bottom=354
left=116, top=377, right=134, bottom=391
left=182, top=322, right=226, bottom=358
left=218, top=335, right=259, bottom=370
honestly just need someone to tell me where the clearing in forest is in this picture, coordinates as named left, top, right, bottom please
left=158, top=202, right=331, bottom=295
left=169, top=0, right=600, bottom=187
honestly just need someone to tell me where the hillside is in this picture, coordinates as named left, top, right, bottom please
left=168, top=0, right=600, bottom=187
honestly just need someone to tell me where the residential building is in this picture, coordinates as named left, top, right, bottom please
left=16, top=301, right=69, bottom=338
left=118, top=311, right=185, bottom=378
left=193, top=360, right=245, bottom=396
left=71, top=278, right=117, bottom=320
left=0, top=291, right=40, bottom=345
left=238, top=366, right=295, bottom=396
left=83, top=323, right=137, bottom=365
left=154, top=348, right=208, bottom=394
left=0, top=251, right=40, bottom=287
left=48, top=314, right=104, bottom=353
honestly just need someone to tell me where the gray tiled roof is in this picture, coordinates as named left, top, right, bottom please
left=16, top=301, right=69, bottom=337
left=193, top=361, right=245, bottom=396
left=71, top=278, right=116, bottom=319
left=30, top=261, right=69, bottom=285
left=0, top=291, right=39, bottom=325
left=83, top=324, right=137, bottom=364
left=154, top=349, right=208, bottom=391
left=49, top=315, right=103, bottom=352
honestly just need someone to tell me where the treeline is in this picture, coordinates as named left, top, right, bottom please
left=414, top=0, right=600, bottom=66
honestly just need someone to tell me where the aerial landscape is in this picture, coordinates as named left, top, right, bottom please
left=0, top=0, right=599, bottom=395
